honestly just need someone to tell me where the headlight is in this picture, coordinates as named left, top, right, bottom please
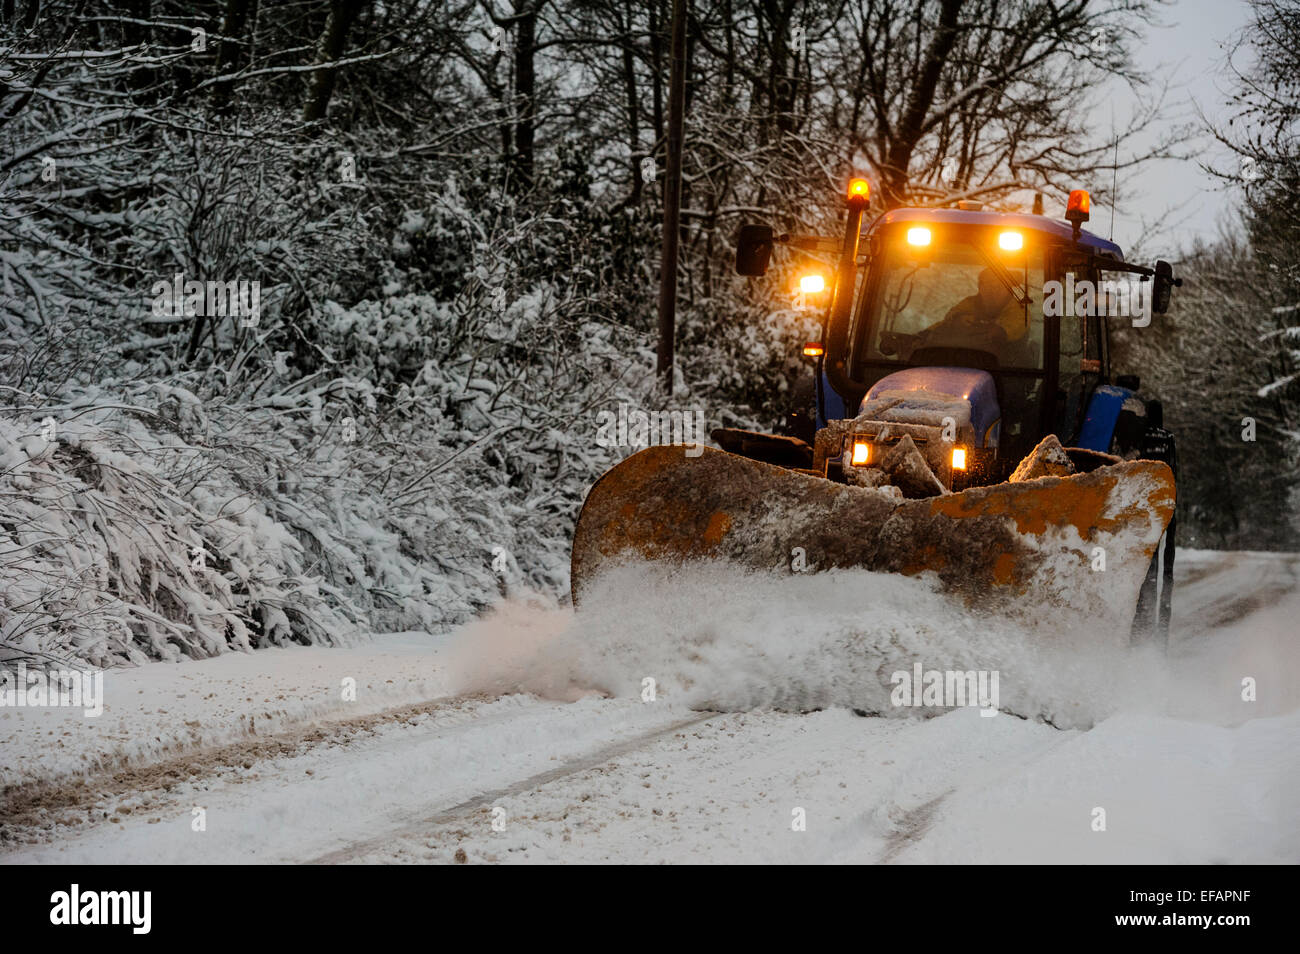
left=799, top=274, right=826, bottom=294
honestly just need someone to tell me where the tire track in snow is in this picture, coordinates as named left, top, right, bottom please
left=1173, top=550, right=1300, bottom=642
left=878, top=791, right=950, bottom=863
left=0, top=692, right=503, bottom=840
left=305, top=711, right=718, bottom=864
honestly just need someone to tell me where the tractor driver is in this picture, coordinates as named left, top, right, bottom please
left=922, top=267, right=1022, bottom=352
left=881, top=267, right=1027, bottom=363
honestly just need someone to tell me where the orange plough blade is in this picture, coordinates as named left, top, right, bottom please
left=572, top=446, right=1175, bottom=634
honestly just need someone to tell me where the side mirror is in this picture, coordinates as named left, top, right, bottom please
left=736, top=224, right=774, bottom=276
left=1151, top=260, right=1180, bottom=314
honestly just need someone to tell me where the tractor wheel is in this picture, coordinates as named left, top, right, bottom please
left=1128, top=410, right=1178, bottom=649
left=1131, top=517, right=1175, bottom=649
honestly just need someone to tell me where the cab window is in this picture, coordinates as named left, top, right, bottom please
left=853, top=227, right=1045, bottom=373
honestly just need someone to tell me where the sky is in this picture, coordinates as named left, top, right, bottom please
left=1100, top=0, right=1257, bottom=257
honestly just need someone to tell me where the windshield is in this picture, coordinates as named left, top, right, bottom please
left=854, top=230, right=1045, bottom=372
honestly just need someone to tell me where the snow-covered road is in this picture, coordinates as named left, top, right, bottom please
left=2, top=550, right=1297, bottom=864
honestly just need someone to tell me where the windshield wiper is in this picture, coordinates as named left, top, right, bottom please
left=974, top=244, right=1030, bottom=307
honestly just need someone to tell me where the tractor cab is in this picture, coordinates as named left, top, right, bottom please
left=829, top=207, right=1125, bottom=482
left=728, top=181, right=1179, bottom=492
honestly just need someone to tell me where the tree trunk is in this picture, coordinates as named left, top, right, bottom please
left=212, top=0, right=254, bottom=109
left=512, top=0, right=538, bottom=187
left=621, top=23, right=642, bottom=204
left=655, top=0, right=686, bottom=390
left=881, top=0, right=965, bottom=206
left=649, top=0, right=664, bottom=154
left=302, top=0, right=366, bottom=124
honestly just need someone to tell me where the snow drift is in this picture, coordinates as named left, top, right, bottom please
left=448, top=563, right=1135, bottom=728
left=447, top=555, right=1300, bottom=731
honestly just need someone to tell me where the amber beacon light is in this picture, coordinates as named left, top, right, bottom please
left=1065, top=189, right=1091, bottom=238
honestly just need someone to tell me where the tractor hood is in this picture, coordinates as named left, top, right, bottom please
left=861, top=367, right=1001, bottom=448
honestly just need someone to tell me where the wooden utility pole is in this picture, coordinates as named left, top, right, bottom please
left=656, top=0, right=687, bottom=391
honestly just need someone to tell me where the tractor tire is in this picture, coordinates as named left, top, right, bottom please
left=1131, top=420, right=1177, bottom=649
left=1131, top=517, right=1175, bottom=649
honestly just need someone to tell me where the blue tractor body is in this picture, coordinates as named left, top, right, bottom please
left=812, top=206, right=1146, bottom=470
left=720, top=192, right=1180, bottom=643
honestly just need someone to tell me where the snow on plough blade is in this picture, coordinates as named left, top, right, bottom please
left=571, top=445, right=1175, bottom=633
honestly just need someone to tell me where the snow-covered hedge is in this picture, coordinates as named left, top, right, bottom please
left=2, top=390, right=347, bottom=665
left=0, top=74, right=814, bottom=667
left=0, top=287, right=714, bottom=666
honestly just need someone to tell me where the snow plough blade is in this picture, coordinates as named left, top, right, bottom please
left=571, top=446, right=1175, bottom=632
